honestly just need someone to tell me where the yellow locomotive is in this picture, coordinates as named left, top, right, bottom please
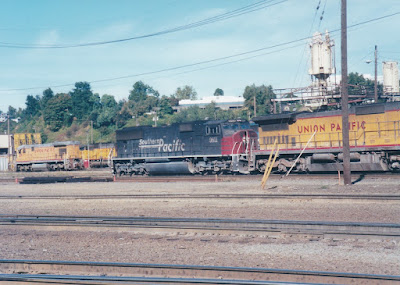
left=80, top=143, right=116, bottom=168
left=16, top=141, right=83, bottom=171
left=252, top=102, right=400, bottom=172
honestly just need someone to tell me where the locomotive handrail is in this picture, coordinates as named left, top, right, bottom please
left=231, top=141, right=243, bottom=155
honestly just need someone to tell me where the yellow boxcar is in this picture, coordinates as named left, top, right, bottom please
left=16, top=141, right=82, bottom=171
left=253, top=102, right=400, bottom=172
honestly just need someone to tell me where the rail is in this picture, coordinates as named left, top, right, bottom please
left=1, top=215, right=399, bottom=239
left=0, top=194, right=399, bottom=200
left=0, top=260, right=398, bottom=284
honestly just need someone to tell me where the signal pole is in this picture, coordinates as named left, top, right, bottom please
left=341, top=0, right=351, bottom=185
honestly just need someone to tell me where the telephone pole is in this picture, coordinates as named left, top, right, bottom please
left=341, top=0, right=351, bottom=185
left=253, top=95, right=257, bottom=117
left=7, top=114, right=11, bottom=171
left=374, top=45, right=378, bottom=102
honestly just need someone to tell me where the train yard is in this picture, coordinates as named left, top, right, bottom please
left=0, top=173, right=399, bottom=284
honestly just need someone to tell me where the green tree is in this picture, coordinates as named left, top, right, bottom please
left=24, top=95, right=41, bottom=118
left=203, top=102, right=217, bottom=120
left=174, top=86, right=197, bottom=100
left=43, top=93, right=73, bottom=131
left=128, top=81, right=159, bottom=102
left=214, top=88, right=224, bottom=96
left=8, top=106, right=17, bottom=117
left=171, top=106, right=203, bottom=123
left=69, top=82, right=93, bottom=120
left=97, top=94, right=118, bottom=127
left=348, top=72, right=383, bottom=98
left=41, top=88, right=54, bottom=109
left=243, top=84, right=275, bottom=116
left=159, top=95, right=174, bottom=117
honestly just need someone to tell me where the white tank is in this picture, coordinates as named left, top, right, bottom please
left=309, top=31, right=335, bottom=79
left=383, top=61, right=399, bottom=94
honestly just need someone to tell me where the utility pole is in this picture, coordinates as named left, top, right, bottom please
left=90, top=120, right=93, bottom=144
left=7, top=114, right=11, bottom=171
left=374, top=45, right=378, bottom=102
left=341, top=0, right=351, bottom=185
left=253, top=95, right=257, bottom=117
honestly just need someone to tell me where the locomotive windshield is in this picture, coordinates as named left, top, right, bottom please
left=221, top=122, right=251, bottom=136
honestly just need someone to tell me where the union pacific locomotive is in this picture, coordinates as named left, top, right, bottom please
left=112, top=120, right=258, bottom=175
left=16, top=141, right=115, bottom=171
left=252, top=101, right=400, bottom=173
left=113, top=102, right=400, bottom=175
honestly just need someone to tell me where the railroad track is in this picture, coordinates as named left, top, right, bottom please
left=0, top=260, right=399, bottom=284
left=0, top=193, right=399, bottom=200
left=1, top=172, right=400, bottom=184
left=1, top=215, right=399, bottom=240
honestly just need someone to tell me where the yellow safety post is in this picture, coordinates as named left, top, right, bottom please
left=261, top=139, right=278, bottom=189
left=260, top=140, right=277, bottom=185
left=261, top=146, right=280, bottom=190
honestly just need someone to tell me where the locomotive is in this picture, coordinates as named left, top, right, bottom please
left=16, top=141, right=83, bottom=171
left=112, top=119, right=258, bottom=175
left=252, top=101, right=400, bottom=173
left=113, top=101, right=400, bottom=175
left=16, top=141, right=115, bottom=171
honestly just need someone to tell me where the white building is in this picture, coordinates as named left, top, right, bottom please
left=0, top=134, right=13, bottom=171
left=176, top=96, right=245, bottom=112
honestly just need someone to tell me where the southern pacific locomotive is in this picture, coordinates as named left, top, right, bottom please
left=112, top=120, right=258, bottom=175
left=113, top=102, right=400, bottom=175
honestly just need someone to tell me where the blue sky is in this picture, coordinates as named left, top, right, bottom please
left=0, top=0, right=399, bottom=112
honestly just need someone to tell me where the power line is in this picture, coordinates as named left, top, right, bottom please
left=0, top=11, right=399, bottom=93
left=0, top=0, right=286, bottom=49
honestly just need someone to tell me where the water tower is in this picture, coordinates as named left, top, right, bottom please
left=309, top=31, right=335, bottom=96
left=383, top=61, right=399, bottom=96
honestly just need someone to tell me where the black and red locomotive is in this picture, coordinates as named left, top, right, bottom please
left=112, top=119, right=258, bottom=175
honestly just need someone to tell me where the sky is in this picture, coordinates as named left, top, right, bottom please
left=0, top=0, right=399, bottom=112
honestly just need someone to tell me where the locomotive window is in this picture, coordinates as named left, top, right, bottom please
left=206, top=126, right=220, bottom=135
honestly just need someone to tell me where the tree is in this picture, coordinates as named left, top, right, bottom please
left=24, top=95, right=41, bottom=118
left=8, top=106, right=17, bottom=117
left=214, top=88, right=224, bottom=96
left=203, top=102, right=217, bottom=120
left=43, top=93, right=73, bottom=131
left=159, top=95, right=174, bottom=117
left=174, top=86, right=197, bottom=100
left=97, top=94, right=118, bottom=127
left=41, top=88, right=54, bottom=109
left=69, top=82, right=94, bottom=120
left=128, top=81, right=159, bottom=102
left=243, top=84, right=275, bottom=116
left=348, top=72, right=382, bottom=98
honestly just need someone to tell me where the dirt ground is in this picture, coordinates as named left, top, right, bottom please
left=0, top=175, right=399, bottom=276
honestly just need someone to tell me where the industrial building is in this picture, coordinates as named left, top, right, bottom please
left=176, top=95, right=245, bottom=112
